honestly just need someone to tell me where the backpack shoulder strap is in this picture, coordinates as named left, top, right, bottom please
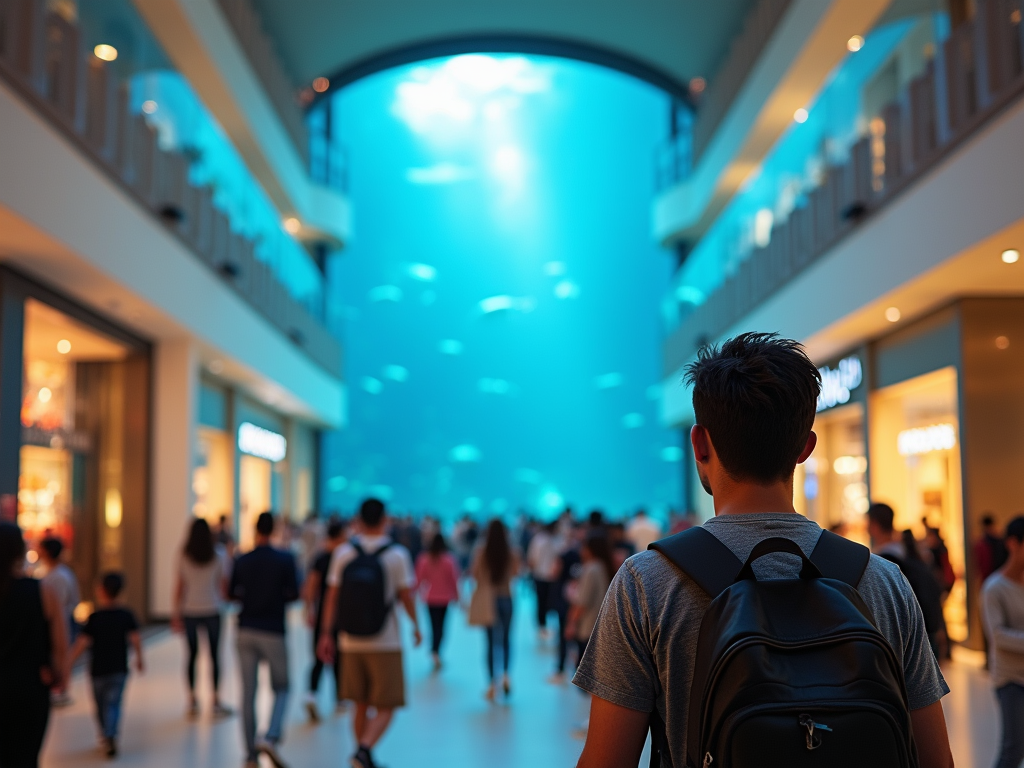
left=809, top=529, right=870, bottom=587
left=371, top=541, right=392, bottom=559
left=350, top=541, right=365, bottom=558
left=648, top=527, right=743, bottom=598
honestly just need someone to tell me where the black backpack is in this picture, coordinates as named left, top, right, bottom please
left=337, top=542, right=392, bottom=636
left=650, top=529, right=918, bottom=768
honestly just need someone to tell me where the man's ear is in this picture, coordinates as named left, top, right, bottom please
left=796, top=431, right=817, bottom=464
left=691, top=424, right=712, bottom=463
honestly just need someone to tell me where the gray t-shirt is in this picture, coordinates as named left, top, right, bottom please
left=982, top=572, right=1024, bottom=687
left=573, top=513, right=949, bottom=768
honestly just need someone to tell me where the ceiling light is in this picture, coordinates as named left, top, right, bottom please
left=885, top=306, right=901, bottom=323
left=56, top=339, right=71, bottom=354
left=312, top=77, right=330, bottom=93
left=847, top=35, right=865, bottom=52
left=38, top=387, right=52, bottom=403
left=141, top=100, right=157, bottom=114
left=996, top=336, right=1010, bottom=350
left=284, top=217, right=301, bottom=234
left=93, top=44, right=118, bottom=62
left=793, top=108, right=809, bottom=124
left=1001, top=248, right=1020, bottom=264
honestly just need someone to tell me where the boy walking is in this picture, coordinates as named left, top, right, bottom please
left=573, top=333, right=954, bottom=768
left=983, top=515, right=1024, bottom=768
left=318, top=498, right=421, bottom=768
left=70, top=572, right=144, bottom=758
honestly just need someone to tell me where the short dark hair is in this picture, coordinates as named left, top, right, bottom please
left=40, top=537, right=63, bottom=560
left=1007, top=516, right=1024, bottom=544
left=867, top=503, right=895, bottom=534
left=685, top=332, right=821, bottom=483
left=982, top=514, right=996, bottom=528
left=326, top=519, right=346, bottom=540
left=359, top=498, right=386, bottom=528
left=256, top=512, right=275, bottom=537
left=101, top=571, right=125, bottom=599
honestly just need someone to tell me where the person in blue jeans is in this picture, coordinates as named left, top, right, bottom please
left=70, top=572, right=144, bottom=758
left=230, top=512, right=299, bottom=768
left=983, top=515, right=1024, bottom=768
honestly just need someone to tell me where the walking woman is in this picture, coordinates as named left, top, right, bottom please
left=415, top=533, right=460, bottom=671
left=0, top=523, right=68, bottom=767
left=565, top=533, right=614, bottom=665
left=468, top=519, right=519, bottom=701
left=172, top=518, right=231, bottom=718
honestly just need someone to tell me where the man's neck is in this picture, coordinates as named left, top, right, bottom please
left=1003, top=557, right=1024, bottom=583
left=713, top=478, right=796, bottom=517
left=360, top=527, right=387, bottom=538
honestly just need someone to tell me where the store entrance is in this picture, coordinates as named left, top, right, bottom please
left=238, top=454, right=272, bottom=551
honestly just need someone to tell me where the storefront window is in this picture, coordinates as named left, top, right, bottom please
left=869, top=366, right=967, bottom=641
left=20, top=298, right=148, bottom=615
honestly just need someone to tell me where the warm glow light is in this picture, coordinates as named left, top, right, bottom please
left=238, top=422, right=287, bottom=462
left=996, top=336, right=1010, bottom=350
left=689, top=77, right=706, bottom=95
left=793, top=108, right=809, bottom=123
left=885, top=306, right=901, bottom=322
left=56, top=339, right=71, bottom=354
left=38, top=387, right=52, bottom=403
left=1002, top=248, right=1020, bottom=264
left=141, top=100, right=157, bottom=114
left=104, top=488, right=123, bottom=528
left=93, top=44, right=118, bottom=62
left=847, top=35, right=865, bottom=52
left=284, top=217, right=301, bottom=234
left=312, top=77, right=330, bottom=93
left=898, top=424, right=956, bottom=456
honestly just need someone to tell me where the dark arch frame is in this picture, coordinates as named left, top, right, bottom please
left=308, top=33, right=695, bottom=108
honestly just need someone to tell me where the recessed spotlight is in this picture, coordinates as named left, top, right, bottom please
left=847, top=35, right=865, bottom=52
left=56, top=339, right=71, bottom=355
left=996, top=336, right=1010, bottom=349
left=794, top=108, right=809, bottom=124
left=284, top=217, right=301, bottom=234
left=141, top=100, right=158, bottom=114
left=312, top=77, right=330, bottom=93
left=1001, top=248, right=1020, bottom=264
left=885, top=306, right=901, bottom=323
left=38, top=387, right=52, bottom=403
left=93, top=44, right=118, bottom=62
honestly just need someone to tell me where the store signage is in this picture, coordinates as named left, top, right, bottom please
left=237, top=422, right=287, bottom=462
left=897, top=423, right=956, bottom=456
left=816, top=355, right=863, bottom=412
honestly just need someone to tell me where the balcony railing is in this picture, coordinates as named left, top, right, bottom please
left=665, top=0, right=1024, bottom=375
left=0, top=0, right=342, bottom=377
left=215, top=0, right=309, bottom=166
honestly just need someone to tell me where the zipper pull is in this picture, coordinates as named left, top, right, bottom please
left=798, top=714, right=831, bottom=750
left=702, top=752, right=713, bottom=767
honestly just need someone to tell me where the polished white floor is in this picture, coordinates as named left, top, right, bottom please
left=42, top=590, right=1002, bottom=767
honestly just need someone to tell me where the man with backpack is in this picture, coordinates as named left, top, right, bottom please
left=573, top=333, right=953, bottom=768
left=318, top=498, right=420, bottom=768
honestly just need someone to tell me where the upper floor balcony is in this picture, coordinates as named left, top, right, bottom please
left=0, top=0, right=343, bottom=376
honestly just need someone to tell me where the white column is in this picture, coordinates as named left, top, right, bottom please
left=149, top=338, right=198, bottom=618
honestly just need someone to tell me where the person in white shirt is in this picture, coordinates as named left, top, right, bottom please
left=39, top=537, right=79, bottom=706
left=983, top=515, right=1024, bottom=768
left=318, top=499, right=420, bottom=768
left=625, top=509, right=662, bottom=553
left=526, top=521, right=562, bottom=637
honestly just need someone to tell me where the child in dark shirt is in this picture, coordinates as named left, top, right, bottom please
left=70, top=572, right=144, bottom=758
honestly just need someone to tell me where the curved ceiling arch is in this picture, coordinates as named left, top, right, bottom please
left=310, top=34, right=696, bottom=106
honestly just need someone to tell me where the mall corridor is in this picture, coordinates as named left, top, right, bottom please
left=39, top=593, right=997, bottom=768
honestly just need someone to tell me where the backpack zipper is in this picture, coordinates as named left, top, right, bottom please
left=696, top=630, right=905, bottom=758
left=702, top=752, right=713, bottom=768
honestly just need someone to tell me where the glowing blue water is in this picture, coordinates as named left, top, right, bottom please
left=319, top=55, right=682, bottom=521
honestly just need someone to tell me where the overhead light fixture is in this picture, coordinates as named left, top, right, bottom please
left=793, top=108, right=809, bottom=124
left=847, top=35, right=865, bottom=52
left=141, top=100, right=157, bottom=114
left=38, top=387, right=52, bottom=403
left=885, top=306, right=901, bottom=323
left=1001, top=248, right=1020, bottom=264
left=284, top=217, right=301, bottom=234
left=93, top=44, right=118, bottom=62
left=996, top=336, right=1010, bottom=350
left=56, top=339, right=71, bottom=354
left=312, top=76, right=330, bottom=93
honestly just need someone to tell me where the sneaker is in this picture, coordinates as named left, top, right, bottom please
left=212, top=703, right=234, bottom=718
left=105, top=737, right=117, bottom=758
left=51, top=691, right=73, bottom=708
left=501, top=674, right=511, bottom=697
left=304, top=694, right=321, bottom=723
left=547, top=672, right=567, bottom=685
left=350, top=747, right=373, bottom=768
left=257, top=740, right=289, bottom=768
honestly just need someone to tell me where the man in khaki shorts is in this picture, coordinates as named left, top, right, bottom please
left=318, top=499, right=420, bottom=768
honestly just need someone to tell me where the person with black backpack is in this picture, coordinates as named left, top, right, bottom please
left=573, top=333, right=954, bottom=768
left=317, top=498, right=420, bottom=768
